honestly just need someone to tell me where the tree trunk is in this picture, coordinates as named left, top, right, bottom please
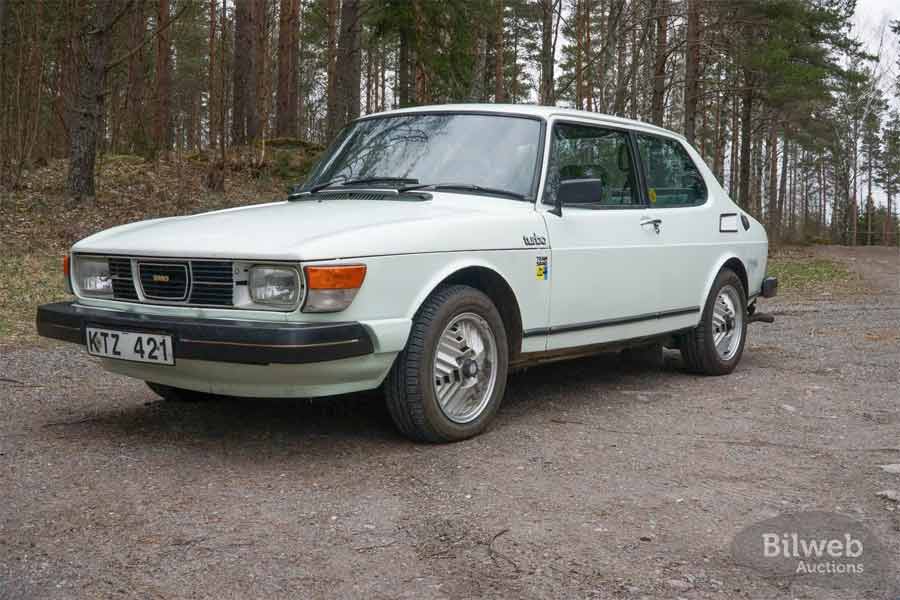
left=886, top=190, right=893, bottom=246
left=494, top=0, right=505, bottom=102
left=850, top=149, right=858, bottom=245
left=767, top=120, right=778, bottom=234
left=650, top=0, right=668, bottom=126
left=866, top=140, right=874, bottom=245
left=207, top=0, right=217, bottom=149
left=324, top=0, right=339, bottom=136
left=610, top=1, right=627, bottom=116
left=627, top=12, right=646, bottom=120
left=0, top=0, right=6, bottom=182
left=398, top=26, right=410, bottom=107
left=776, top=133, right=788, bottom=241
left=753, top=133, right=763, bottom=217
left=819, top=160, right=825, bottom=235
left=293, top=1, right=303, bottom=133
left=737, top=73, right=753, bottom=211
left=583, top=0, right=592, bottom=110
left=540, top=0, right=555, bottom=105
left=125, top=0, right=146, bottom=154
left=683, top=0, right=700, bottom=144
left=246, top=0, right=265, bottom=143
left=232, top=0, right=251, bottom=144
left=345, top=0, right=361, bottom=121
left=412, top=0, right=430, bottom=104
left=729, top=90, right=738, bottom=197
left=327, top=0, right=360, bottom=138
left=469, top=18, right=487, bottom=101
left=574, top=0, right=583, bottom=109
left=612, top=5, right=629, bottom=116
left=66, top=0, right=122, bottom=200
left=155, top=0, right=171, bottom=154
left=275, top=0, right=299, bottom=137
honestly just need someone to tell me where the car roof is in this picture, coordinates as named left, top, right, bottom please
left=358, top=103, right=685, bottom=141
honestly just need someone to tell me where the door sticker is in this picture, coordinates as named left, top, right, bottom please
left=536, top=256, right=549, bottom=280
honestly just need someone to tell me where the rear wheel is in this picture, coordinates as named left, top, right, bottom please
left=385, top=285, right=509, bottom=443
left=146, top=382, right=215, bottom=402
left=680, top=268, right=747, bottom=375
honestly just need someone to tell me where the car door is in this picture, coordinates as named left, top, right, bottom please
left=540, top=119, right=666, bottom=351
left=634, top=133, right=718, bottom=320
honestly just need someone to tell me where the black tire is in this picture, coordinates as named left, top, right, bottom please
left=146, top=382, right=215, bottom=402
left=385, top=285, right=509, bottom=443
left=680, top=268, right=747, bottom=375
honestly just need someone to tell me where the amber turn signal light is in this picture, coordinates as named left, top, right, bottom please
left=304, top=265, right=367, bottom=289
left=63, top=255, right=73, bottom=294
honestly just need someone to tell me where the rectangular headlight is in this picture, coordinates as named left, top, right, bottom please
left=74, top=256, right=113, bottom=298
left=249, top=266, right=300, bottom=306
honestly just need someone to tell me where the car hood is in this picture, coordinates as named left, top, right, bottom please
left=72, top=193, right=547, bottom=260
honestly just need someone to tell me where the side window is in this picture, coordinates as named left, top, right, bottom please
left=635, top=135, right=708, bottom=207
left=544, top=123, right=641, bottom=208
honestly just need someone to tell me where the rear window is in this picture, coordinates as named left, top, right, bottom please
left=635, top=135, right=707, bottom=207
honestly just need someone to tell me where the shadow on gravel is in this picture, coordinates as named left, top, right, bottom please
left=45, top=389, right=399, bottom=451
left=43, top=351, right=684, bottom=456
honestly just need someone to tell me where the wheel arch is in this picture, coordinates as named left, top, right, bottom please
left=700, top=254, right=749, bottom=309
left=411, top=263, right=524, bottom=363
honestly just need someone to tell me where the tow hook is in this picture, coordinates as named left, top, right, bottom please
left=747, top=303, right=775, bottom=324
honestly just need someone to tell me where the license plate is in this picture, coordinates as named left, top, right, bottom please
left=85, top=327, right=174, bottom=365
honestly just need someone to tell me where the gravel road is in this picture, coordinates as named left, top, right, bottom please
left=2, top=246, right=898, bottom=599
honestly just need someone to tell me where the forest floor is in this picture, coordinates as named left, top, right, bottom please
left=2, top=238, right=899, bottom=599
left=0, top=146, right=316, bottom=342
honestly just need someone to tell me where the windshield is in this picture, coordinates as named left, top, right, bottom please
left=303, top=113, right=544, bottom=199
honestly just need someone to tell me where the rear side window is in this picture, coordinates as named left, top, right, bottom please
left=544, top=123, right=641, bottom=208
left=635, top=134, right=707, bottom=207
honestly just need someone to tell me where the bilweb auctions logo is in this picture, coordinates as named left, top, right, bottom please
left=731, top=511, right=894, bottom=593
left=762, top=531, right=863, bottom=574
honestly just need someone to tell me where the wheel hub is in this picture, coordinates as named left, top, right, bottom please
left=432, top=313, right=498, bottom=424
left=712, top=285, right=744, bottom=360
left=461, top=359, right=479, bottom=378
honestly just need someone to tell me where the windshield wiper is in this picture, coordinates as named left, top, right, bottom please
left=399, top=182, right=528, bottom=201
left=307, top=176, right=419, bottom=194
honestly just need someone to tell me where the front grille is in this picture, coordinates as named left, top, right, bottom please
left=85, top=255, right=241, bottom=308
left=189, top=261, right=233, bottom=306
left=108, top=258, right=139, bottom=300
left=138, top=262, right=189, bottom=300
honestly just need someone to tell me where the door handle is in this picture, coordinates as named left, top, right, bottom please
left=640, top=217, right=662, bottom=234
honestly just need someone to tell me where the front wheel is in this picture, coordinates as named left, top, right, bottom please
left=680, top=268, right=747, bottom=375
left=385, top=285, right=509, bottom=443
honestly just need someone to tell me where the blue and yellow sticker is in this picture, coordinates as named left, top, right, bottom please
left=536, top=256, right=549, bottom=280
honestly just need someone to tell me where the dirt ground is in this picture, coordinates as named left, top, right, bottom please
left=1, top=246, right=898, bottom=600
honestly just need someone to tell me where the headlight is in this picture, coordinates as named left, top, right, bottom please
left=249, top=266, right=300, bottom=306
left=302, top=265, right=366, bottom=313
left=74, top=256, right=113, bottom=297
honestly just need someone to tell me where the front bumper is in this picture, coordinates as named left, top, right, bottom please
left=36, top=301, right=374, bottom=365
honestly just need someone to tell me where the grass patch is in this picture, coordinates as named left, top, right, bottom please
left=767, top=252, right=862, bottom=295
left=768, top=258, right=851, bottom=289
left=0, top=254, right=69, bottom=344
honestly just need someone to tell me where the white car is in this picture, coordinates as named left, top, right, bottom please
left=38, top=104, right=777, bottom=442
